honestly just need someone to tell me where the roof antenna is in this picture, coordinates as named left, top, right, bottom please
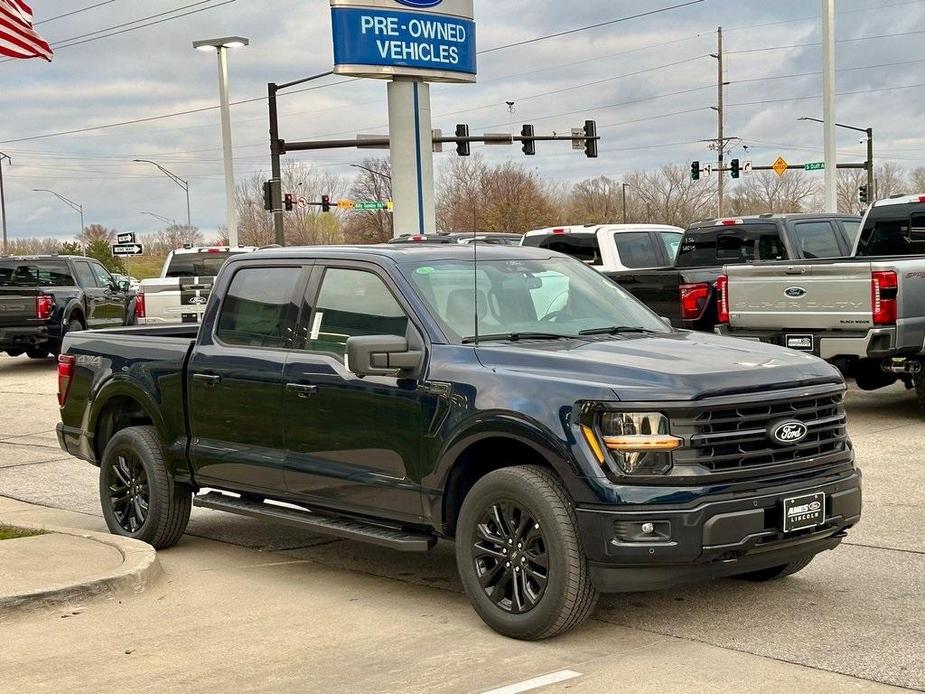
left=473, top=224, right=479, bottom=346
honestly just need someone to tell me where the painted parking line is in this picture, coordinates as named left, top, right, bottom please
left=481, top=670, right=583, bottom=694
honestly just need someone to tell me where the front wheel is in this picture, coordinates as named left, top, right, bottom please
left=455, top=466, right=598, bottom=640
left=99, top=425, right=192, bottom=549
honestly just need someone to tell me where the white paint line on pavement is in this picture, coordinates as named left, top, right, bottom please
left=481, top=670, right=583, bottom=694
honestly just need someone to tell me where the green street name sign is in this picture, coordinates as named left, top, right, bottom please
left=804, top=162, right=825, bottom=171
left=355, top=201, right=387, bottom=210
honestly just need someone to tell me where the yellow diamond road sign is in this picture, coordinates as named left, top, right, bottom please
left=772, top=156, right=789, bottom=177
left=337, top=199, right=355, bottom=210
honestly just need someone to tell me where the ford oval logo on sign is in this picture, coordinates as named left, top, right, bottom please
left=769, top=420, right=809, bottom=446
left=785, top=286, right=807, bottom=298
left=395, top=0, right=444, bottom=6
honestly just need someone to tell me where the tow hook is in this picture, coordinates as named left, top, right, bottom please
left=881, top=358, right=923, bottom=376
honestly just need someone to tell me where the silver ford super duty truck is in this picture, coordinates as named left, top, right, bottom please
left=715, top=194, right=925, bottom=410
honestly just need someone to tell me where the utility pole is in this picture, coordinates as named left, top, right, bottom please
left=0, top=152, right=9, bottom=254
left=621, top=182, right=629, bottom=224
left=715, top=26, right=725, bottom=217
left=822, top=0, right=837, bottom=212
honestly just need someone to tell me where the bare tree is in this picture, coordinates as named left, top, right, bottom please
left=436, top=156, right=489, bottom=233
left=139, top=225, right=203, bottom=256
left=7, top=237, right=64, bottom=255
left=909, top=166, right=925, bottom=194
left=342, top=158, right=393, bottom=244
left=77, top=224, right=116, bottom=246
left=567, top=176, right=624, bottom=224
left=624, top=165, right=718, bottom=227
left=875, top=162, right=908, bottom=200
left=727, top=170, right=820, bottom=215
left=837, top=169, right=867, bottom=215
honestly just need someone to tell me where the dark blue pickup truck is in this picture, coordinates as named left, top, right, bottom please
left=56, top=245, right=861, bottom=640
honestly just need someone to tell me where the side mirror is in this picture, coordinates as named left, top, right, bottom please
left=661, top=316, right=674, bottom=327
left=346, top=335, right=422, bottom=379
left=117, top=280, right=130, bottom=292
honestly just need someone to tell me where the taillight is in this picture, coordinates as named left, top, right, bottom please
left=872, top=271, right=897, bottom=326
left=57, top=354, right=76, bottom=407
left=715, top=275, right=730, bottom=324
left=679, top=282, right=710, bottom=321
left=135, top=291, right=146, bottom=319
left=36, top=294, right=53, bottom=320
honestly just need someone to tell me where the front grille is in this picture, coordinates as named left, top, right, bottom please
left=671, top=390, right=849, bottom=475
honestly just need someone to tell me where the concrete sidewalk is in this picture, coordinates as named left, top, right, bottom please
left=0, top=498, right=908, bottom=694
left=0, top=497, right=160, bottom=613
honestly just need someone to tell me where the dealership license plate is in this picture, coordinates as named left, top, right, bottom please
left=782, top=492, right=826, bottom=533
left=785, top=334, right=814, bottom=351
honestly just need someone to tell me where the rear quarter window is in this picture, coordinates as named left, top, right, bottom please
left=521, top=233, right=602, bottom=266
left=676, top=224, right=784, bottom=267
left=857, top=204, right=925, bottom=256
left=0, top=260, right=74, bottom=287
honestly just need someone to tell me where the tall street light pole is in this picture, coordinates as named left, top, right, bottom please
left=0, top=152, right=10, bottom=254
left=194, top=36, right=249, bottom=247
left=133, top=159, right=190, bottom=229
left=822, top=0, right=837, bottom=212
left=799, top=117, right=874, bottom=200
left=33, top=188, right=84, bottom=237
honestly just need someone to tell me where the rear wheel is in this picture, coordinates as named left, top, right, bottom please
left=25, top=348, right=51, bottom=359
left=736, top=554, right=815, bottom=582
left=99, top=425, right=191, bottom=549
left=455, top=466, right=598, bottom=640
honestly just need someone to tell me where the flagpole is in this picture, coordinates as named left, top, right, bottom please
left=0, top=152, right=10, bottom=254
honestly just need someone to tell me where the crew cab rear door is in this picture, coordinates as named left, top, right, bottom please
left=726, top=262, right=874, bottom=330
left=281, top=262, right=428, bottom=524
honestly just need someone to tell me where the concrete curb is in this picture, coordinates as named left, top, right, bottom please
left=0, top=521, right=161, bottom=615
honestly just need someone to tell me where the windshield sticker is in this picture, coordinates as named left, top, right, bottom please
left=416, top=266, right=435, bottom=275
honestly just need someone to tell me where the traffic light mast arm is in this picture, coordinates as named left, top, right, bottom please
left=280, top=128, right=601, bottom=152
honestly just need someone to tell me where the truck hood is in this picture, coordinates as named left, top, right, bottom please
left=474, top=331, right=842, bottom=401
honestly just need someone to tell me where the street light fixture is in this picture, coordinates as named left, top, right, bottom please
left=798, top=116, right=875, bottom=198
left=140, top=211, right=177, bottom=227
left=193, top=35, right=249, bottom=247
left=133, top=160, right=191, bottom=229
left=350, top=163, right=392, bottom=181
left=33, top=188, right=84, bottom=237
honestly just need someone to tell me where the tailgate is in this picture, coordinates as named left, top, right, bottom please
left=141, top=277, right=214, bottom=323
left=0, top=289, right=40, bottom=326
left=726, top=263, right=874, bottom=330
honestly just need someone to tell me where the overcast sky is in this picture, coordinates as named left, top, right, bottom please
left=1, top=0, right=923, bottom=240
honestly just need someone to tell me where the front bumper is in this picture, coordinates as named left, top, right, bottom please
left=577, top=468, right=861, bottom=592
left=714, top=324, right=897, bottom=360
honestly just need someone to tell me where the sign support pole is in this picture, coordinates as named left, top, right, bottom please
left=388, top=79, right=435, bottom=237
left=822, top=0, right=837, bottom=212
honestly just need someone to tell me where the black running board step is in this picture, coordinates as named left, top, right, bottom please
left=193, top=492, right=436, bottom=552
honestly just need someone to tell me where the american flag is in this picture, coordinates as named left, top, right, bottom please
left=0, top=0, right=53, bottom=62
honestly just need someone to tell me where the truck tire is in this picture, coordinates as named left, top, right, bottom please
left=99, top=425, right=192, bottom=549
left=914, top=369, right=925, bottom=414
left=455, top=465, right=598, bottom=640
left=25, top=348, right=51, bottom=359
left=735, top=554, right=814, bottom=582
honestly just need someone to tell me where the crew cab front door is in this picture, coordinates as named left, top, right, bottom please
left=282, top=264, right=427, bottom=524
left=188, top=264, right=306, bottom=493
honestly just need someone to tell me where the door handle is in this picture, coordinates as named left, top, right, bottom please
left=193, top=373, right=221, bottom=386
left=286, top=383, right=318, bottom=398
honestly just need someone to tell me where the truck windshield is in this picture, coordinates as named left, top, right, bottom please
left=403, top=256, right=669, bottom=343
left=0, top=260, right=74, bottom=287
left=165, top=252, right=236, bottom=278
left=521, top=233, right=602, bottom=266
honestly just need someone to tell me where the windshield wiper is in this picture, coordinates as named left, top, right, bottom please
left=462, top=332, right=572, bottom=344
left=578, top=326, right=657, bottom=336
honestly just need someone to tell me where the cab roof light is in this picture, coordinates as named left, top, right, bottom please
left=919, top=195, right=925, bottom=203
left=552, top=228, right=567, bottom=234
left=720, top=218, right=744, bottom=226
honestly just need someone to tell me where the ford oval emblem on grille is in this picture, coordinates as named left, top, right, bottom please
left=785, top=286, right=807, bottom=298
left=769, top=420, right=808, bottom=446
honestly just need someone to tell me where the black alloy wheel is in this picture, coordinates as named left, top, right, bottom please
left=472, top=501, right=548, bottom=615
left=108, top=452, right=150, bottom=533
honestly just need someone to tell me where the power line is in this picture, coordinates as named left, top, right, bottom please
left=34, top=0, right=121, bottom=26
left=726, top=81, right=925, bottom=108
left=727, top=29, right=925, bottom=55
left=479, top=0, right=706, bottom=54
left=729, top=57, right=925, bottom=86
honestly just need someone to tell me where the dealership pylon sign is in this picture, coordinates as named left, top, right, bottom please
left=331, top=0, right=476, bottom=82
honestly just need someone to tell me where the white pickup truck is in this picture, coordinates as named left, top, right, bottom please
left=521, top=224, right=684, bottom=270
left=135, top=246, right=257, bottom=325
left=716, top=194, right=925, bottom=408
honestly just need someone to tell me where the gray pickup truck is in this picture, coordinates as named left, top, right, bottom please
left=716, top=194, right=925, bottom=408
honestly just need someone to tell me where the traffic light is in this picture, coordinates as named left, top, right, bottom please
left=691, top=161, right=701, bottom=181
left=321, top=195, right=332, bottom=213
left=583, top=120, right=598, bottom=158
left=730, top=159, right=741, bottom=179
left=284, top=193, right=294, bottom=212
left=858, top=184, right=869, bottom=205
left=455, top=123, right=470, bottom=157
left=521, top=124, right=536, bottom=156
left=263, top=180, right=273, bottom=211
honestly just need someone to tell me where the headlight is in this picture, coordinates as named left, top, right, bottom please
left=598, top=412, right=680, bottom=475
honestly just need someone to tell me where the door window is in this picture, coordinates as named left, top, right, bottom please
left=215, top=267, right=301, bottom=348
left=72, top=261, right=97, bottom=288
left=613, top=232, right=661, bottom=269
left=89, top=262, right=114, bottom=288
left=792, top=222, right=843, bottom=258
left=308, top=268, right=408, bottom=361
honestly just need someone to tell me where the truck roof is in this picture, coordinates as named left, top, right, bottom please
left=524, top=224, right=682, bottom=236
left=870, top=193, right=925, bottom=207
left=0, top=254, right=80, bottom=261
left=241, top=244, right=558, bottom=265
left=689, top=213, right=860, bottom=230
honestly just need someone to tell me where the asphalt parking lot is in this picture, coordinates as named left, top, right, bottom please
left=0, top=353, right=923, bottom=693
